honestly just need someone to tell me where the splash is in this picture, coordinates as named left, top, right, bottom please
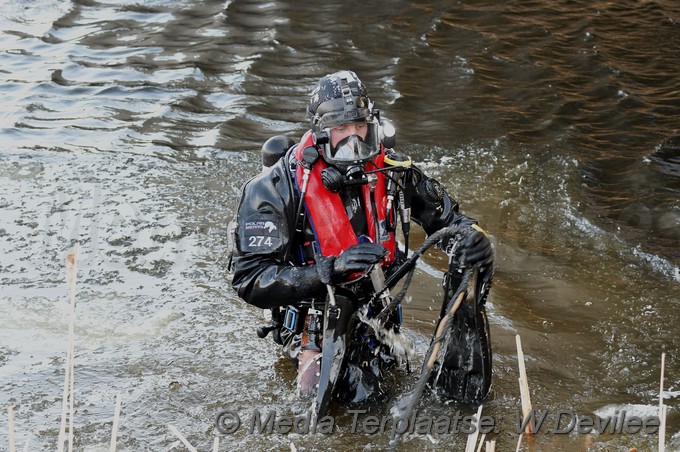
left=632, top=246, right=680, bottom=283
left=357, top=306, right=416, bottom=364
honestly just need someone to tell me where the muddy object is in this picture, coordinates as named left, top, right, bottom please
left=429, top=260, right=492, bottom=404
left=430, top=299, right=492, bottom=403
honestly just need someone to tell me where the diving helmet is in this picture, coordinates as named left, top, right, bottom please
left=307, top=70, right=381, bottom=167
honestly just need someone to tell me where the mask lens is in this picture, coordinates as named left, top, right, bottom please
left=332, top=135, right=372, bottom=161
left=325, top=120, right=379, bottom=165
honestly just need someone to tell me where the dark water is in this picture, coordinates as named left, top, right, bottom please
left=1, top=0, right=679, bottom=450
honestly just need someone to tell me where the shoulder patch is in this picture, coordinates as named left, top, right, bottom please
left=239, top=212, right=284, bottom=253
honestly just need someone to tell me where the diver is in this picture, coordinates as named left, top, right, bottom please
left=230, top=70, right=494, bottom=406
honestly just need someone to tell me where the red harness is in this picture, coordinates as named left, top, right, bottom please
left=294, top=131, right=396, bottom=264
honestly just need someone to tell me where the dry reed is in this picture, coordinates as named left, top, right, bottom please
left=476, top=432, right=487, bottom=452
left=168, top=425, right=198, bottom=452
left=516, top=334, right=533, bottom=435
left=515, top=334, right=537, bottom=452
left=465, top=404, right=484, bottom=452
left=110, top=393, right=122, bottom=452
left=7, top=405, right=16, bottom=452
left=659, top=352, right=666, bottom=452
left=58, top=244, right=79, bottom=452
left=515, top=431, right=523, bottom=452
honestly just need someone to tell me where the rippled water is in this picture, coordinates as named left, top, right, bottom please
left=1, top=0, right=679, bottom=450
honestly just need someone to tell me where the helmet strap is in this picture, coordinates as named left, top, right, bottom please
left=340, top=77, right=358, bottom=121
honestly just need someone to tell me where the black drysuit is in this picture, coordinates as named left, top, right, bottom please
left=231, top=145, right=491, bottom=404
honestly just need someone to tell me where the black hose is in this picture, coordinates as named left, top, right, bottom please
left=374, top=224, right=469, bottom=323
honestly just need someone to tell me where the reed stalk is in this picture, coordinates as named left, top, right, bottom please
left=168, top=425, right=198, bottom=452
left=58, top=244, right=79, bottom=452
left=110, top=393, right=122, bottom=452
left=476, top=432, right=487, bottom=452
left=515, top=335, right=533, bottom=435
left=7, top=405, right=16, bottom=452
left=659, top=352, right=666, bottom=452
left=68, top=339, right=74, bottom=452
left=465, top=404, right=484, bottom=452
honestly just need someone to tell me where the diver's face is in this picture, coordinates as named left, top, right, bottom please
left=330, top=122, right=368, bottom=148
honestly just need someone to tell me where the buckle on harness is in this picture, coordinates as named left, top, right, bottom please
left=283, top=306, right=304, bottom=333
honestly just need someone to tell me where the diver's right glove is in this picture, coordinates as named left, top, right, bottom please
left=315, top=243, right=388, bottom=285
left=332, top=243, right=387, bottom=282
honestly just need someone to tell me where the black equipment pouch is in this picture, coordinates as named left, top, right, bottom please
left=393, top=303, right=403, bottom=327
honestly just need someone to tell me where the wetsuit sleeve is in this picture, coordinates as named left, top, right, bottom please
left=231, top=163, right=326, bottom=309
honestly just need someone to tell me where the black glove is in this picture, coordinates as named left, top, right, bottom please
left=461, top=225, right=494, bottom=268
left=332, top=243, right=387, bottom=283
